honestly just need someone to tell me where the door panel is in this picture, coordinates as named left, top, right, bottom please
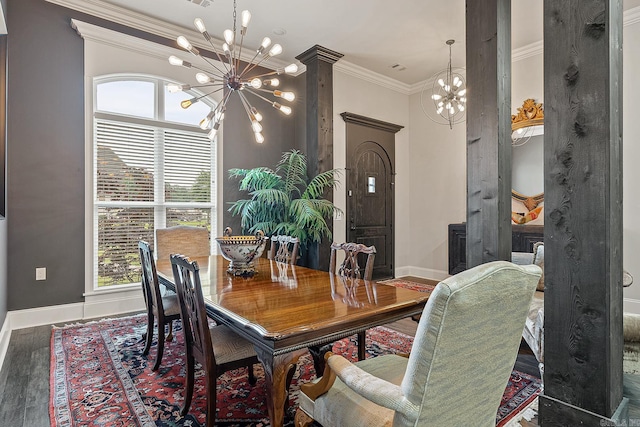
left=347, top=141, right=393, bottom=279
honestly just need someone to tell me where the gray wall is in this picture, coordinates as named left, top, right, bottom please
left=222, top=70, right=306, bottom=235
left=5, top=0, right=302, bottom=311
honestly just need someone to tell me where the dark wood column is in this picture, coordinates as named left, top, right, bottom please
left=539, top=0, right=626, bottom=423
left=295, top=45, right=343, bottom=270
left=465, top=0, right=512, bottom=268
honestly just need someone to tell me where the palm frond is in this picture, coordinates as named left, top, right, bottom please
left=276, top=150, right=307, bottom=197
left=303, top=169, right=341, bottom=199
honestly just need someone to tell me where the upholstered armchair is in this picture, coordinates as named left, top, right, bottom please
left=295, top=261, right=541, bottom=427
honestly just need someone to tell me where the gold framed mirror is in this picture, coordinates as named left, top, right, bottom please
left=511, top=99, right=544, bottom=224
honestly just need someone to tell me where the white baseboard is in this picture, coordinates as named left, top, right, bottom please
left=395, top=266, right=449, bottom=282
left=0, top=290, right=146, bottom=373
left=624, top=298, right=640, bottom=315
left=0, top=315, right=11, bottom=375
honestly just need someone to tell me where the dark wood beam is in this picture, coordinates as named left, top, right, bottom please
left=295, top=45, right=343, bottom=270
left=465, top=0, right=512, bottom=268
left=540, top=0, right=625, bottom=422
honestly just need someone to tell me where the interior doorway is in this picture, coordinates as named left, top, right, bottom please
left=342, top=113, right=403, bottom=280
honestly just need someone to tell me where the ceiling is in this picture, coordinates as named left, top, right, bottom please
left=102, top=0, right=640, bottom=86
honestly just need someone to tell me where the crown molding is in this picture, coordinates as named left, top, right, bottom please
left=333, top=60, right=413, bottom=95
left=46, top=0, right=295, bottom=72
left=72, top=19, right=185, bottom=62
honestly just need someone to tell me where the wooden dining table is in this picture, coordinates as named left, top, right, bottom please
left=156, top=255, right=430, bottom=427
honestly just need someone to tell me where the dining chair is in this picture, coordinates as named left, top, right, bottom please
left=331, top=242, right=376, bottom=361
left=268, top=235, right=300, bottom=264
left=138, top=240, right=181, bottom=371
left=295, top=261, right=542, bottom=427
left=156, top=225, right=210, bottom=261
left=170, top=253, right=259, bottom=424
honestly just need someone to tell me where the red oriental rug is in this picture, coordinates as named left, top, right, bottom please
left=50, top=314, right=540, bottom=426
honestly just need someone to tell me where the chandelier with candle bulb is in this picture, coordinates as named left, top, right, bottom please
left=420, top=39, right=467, bottom=129
left=168, top=0, right=298, bottom=143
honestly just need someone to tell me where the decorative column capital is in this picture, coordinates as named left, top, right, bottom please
left=295, top=45, right=343, bottom=65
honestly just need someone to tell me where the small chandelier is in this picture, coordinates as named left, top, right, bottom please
left=168, top=0, right=298, bottom=143
left=422, top=39, right=467, bottom=129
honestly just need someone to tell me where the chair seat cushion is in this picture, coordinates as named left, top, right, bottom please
left=161, top=295, right=181, bottom=317
left=299, top=354, right=406, bottom=427
left=209, top=325, right=257, bottom=364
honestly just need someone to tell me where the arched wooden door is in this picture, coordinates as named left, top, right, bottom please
left=342, top=113, right=403, bottom=280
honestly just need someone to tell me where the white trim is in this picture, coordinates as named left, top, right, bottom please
left=84, top=288, right=146, bottom=319
left=624, top=298, right=640, bottom=315
left=334, top=60, right=412, bottom=95
left=52, top=0, right=294, bottom=72
left=0, top=315, right=11, bottom=374
left=8, top=303, right=85, bottom=330
left=394, top=265, right=449, bottom=282
left=512, top=40, right=544, bottom=63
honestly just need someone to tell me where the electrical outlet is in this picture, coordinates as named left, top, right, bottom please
left=36, top=267, right=47, bottom=281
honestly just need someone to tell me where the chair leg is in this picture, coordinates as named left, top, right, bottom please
left=181, top=355, right=195, bottom=416
left=142, top=314, right=154, bottom=356
left=247, top=363, right=257, bottom=385
left=205, top=374, right=217, bottom=426
left=166, top=320, right=174, bottom=342
left=357, top=331, right=367, bottom=361
left=294, top=408, right=315, bottom=427
left=153, top=322, right=165, bottom=371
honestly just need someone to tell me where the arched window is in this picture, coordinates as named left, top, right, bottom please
left=93, top=75, right=216, bottom=287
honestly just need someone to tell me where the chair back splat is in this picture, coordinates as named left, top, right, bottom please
left=329, top=242, right=376, bottom=280
left=268, top=235, right=300, bottom=264
left=138, top=240, right=181, bottom=370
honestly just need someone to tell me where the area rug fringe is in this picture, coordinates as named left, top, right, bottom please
left=501, top=397, right=538, bottom=427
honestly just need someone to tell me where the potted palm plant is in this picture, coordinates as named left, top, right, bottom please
left=228, top=149, right=341, bottom=261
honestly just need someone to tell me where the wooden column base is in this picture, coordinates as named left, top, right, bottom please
left=539, top=394, right=629, bottom=426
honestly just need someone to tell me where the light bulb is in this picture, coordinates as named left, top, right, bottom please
left=431, top=94, right=442, bottom=101
left=458, top=104, right=465, bottom=112
left=453, top=76, right=460, bottom=86
left=196, top=73, right=211, bottom=84
left=177, top=36, right=192, bottom=50
left=199, top=110, right=215, bottom=130
left=455, top=79, right=463, bottom=88
left=169, top=56, right=185, bottom=66
left=449, top=107, right=455, bottom=114
left=167, top=83, right=189, bottom=93
left=284, top=63, right=298, bottom=74
left=273, top=102, right=291, bottom=115
left=268, top=44, right=283, bottom=57
left=223, top=43, right=231, bottom=55
left=258, top=37, right=272, bottom=54
left=274, top=90, right=295, bottom=102
left=251, top=107, right=263, bottom=122
left=194, top=18, right=206, bottom=34
left=437, top=101, right=444, bottom=107
left=267, top=78, right=280, bottom=87
left=460, top=97, right=467, bottom=103
left=445, top=102, right=451, bottom=109
left=254, top=132, right=265, bottom=144
left=223, top=29, right=234, bottom=47
left=251, top=120, right=263, bottom=133
left=241, top=10, right=251, bottom=28
left=181, top=98, right=198, bottom=109
left=436, top=106, right=444, bottom=114
left=458, top=89, right=466, bottom=96
left=438, top=78, right=445, bottom=87
left=250, top=78, right=262, bottom=88
left=444, top=84, right=451, bottom=92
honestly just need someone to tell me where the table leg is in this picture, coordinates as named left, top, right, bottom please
left=254, top=346, right=306, bottom=427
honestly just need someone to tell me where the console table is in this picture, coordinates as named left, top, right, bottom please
left=448, top=223, right=544, bottom=275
